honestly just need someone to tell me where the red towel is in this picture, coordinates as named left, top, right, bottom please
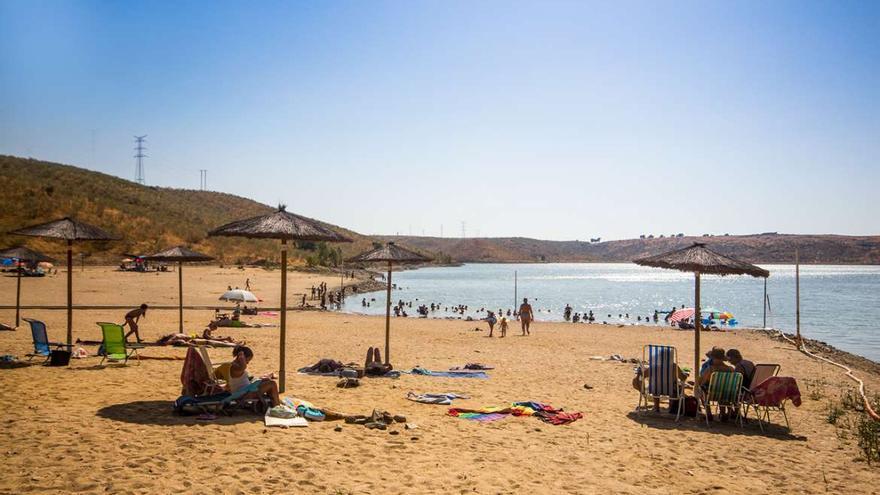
left=180, top=347, right=210, bottom=396
left=752, top=376, right=802, bottom=407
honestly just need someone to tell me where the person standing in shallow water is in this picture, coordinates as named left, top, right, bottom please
left=518, top=298, right=534, bottom=336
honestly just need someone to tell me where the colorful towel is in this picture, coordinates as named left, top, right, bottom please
left=448, top=402, right=583, bottom=425
left=751, top=376, right=802, bottom=407
left=180, top=347, right=211, bottom=396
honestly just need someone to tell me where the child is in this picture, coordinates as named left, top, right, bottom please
left=498, top=316, right=508, bottom=338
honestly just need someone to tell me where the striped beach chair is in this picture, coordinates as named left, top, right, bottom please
left=701, top=371, right=744, bottom=427
left=637, top=345, right=685, bottom=420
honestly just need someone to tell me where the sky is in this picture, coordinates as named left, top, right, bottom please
left=1, top=1, right=878, bottom=241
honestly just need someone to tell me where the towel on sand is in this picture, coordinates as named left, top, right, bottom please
left=406, top=367, right=489, bottom=379
left=448, top=402, right=583, bottom=425
left=406, top=392, right=470, bottom=405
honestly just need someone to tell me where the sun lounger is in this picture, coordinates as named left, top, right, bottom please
left=24, top=318, right=73, bottom=363
left=173, top=380, right=270, bottom=416
left=637, top=345, right=685, bottom=420
left=96, top=322, right=145, bottom=365
left=700, top=371, right=744, bottom=427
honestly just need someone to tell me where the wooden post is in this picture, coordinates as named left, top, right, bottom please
left=694, top=272, right=701, bottom=387
left=15, top=263, right=22, bottom=327
left=280, top=239, right=288, bottom=393
left=384, top=261, right=392, bottom=365
left=762, top=277, right=767, bottom=329
left=66, top=240, right=73, bottom=346
left=178, top=261, right=184, bottom=333
left=795, top=249, right=801, bottom=347
left=514, top=270, right=518, bottom=317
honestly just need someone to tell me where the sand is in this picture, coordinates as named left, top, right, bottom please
left=1, top=266, right=878, bottom=494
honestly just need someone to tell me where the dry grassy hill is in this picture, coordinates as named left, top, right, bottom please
left=0, top=155, right=376, bottom=264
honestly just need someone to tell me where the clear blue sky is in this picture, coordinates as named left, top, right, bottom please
left=1, top=1, right=877, bottom=240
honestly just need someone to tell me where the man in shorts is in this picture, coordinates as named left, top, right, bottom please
left=518, top=298, right=534, bottom=336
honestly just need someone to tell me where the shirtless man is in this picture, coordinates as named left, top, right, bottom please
left=518, top=298, right=534, bottom=336
left=123, top=304, right=148, bottom=342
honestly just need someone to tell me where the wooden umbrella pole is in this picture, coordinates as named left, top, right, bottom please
left=694, top=272, right=701, bottom=387
left=280, top=239, right=288, bottom=393
left=385, top=261, right=392, bottom=365
left=67, top=240, right=73, bottom=346
left=15, top=265, right=21, bottom=327
left=796, top=249, right=801, bottom=347
left=763, top=277, right=767, bottom=329
left=178, top=261, right=184, bottom=333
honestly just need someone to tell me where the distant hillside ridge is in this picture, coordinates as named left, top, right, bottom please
left=381, top=233, right=880, bottom=264
left=0, top=155, right=376, bottom=263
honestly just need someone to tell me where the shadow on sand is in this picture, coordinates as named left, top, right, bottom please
left=625, top=411, right=807, bottom=441
left=97, top=400, right=261, bottom=426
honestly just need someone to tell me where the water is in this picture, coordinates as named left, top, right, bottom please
left=341, top=263, right=880, bottom=362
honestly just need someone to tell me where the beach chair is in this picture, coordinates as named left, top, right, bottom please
left=700, top=371, right=744, bottom=427
left=23, top=318, right=72, bottom=363
left=96, top=322, right=145, bottom=365
left=742, top=364, right=792, bottom=432
left=172, top=380, right=269, bottom=416
left=637, top=345, right=685, bottom=420
left=196, top=346, right=230, bottom=395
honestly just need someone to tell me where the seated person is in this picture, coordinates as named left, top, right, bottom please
left=229, top=345, right=281, bottom=407
left=726, top=348, right=756, bottom=388
left=699, top=347, right=735, bottom=421
left=364, top=347, right=393, bottom=376
left=633, top=363, right=689, bottom=412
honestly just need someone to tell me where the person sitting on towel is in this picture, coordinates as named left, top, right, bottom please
left=229, top=345, right=281, bottom=407
left=364, top=347, right=393, bottom=376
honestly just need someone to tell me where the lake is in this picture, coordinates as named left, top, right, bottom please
left=341, top=263, right=880, bottom=362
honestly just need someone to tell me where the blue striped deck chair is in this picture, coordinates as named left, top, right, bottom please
left=701, top=371, right=744, bottom=427
left=24, top=318, right=72, bottom=363
left=637, top=345, right=684, bottom=420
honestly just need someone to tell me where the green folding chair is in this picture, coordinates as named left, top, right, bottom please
left=96, top=322, right=145, bottom=365
left=700, top=371, right=744, bottom=427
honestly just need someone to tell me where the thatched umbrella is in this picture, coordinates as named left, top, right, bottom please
left=348, top=242, right=432, bottom=365
left=143, top=246, right=214, bottom=333
left=634, top=242, right=769, bottom=384
left=9, top=217, right=118, bottom=345
left=0, top=246, right=54, bottom=327
left=209, top=206, right=351, bottom=392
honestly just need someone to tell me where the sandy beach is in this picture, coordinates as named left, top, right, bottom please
left=1, top=266, right=878, bottom=494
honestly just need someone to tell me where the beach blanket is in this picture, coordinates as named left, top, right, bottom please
left=448, top=402, right=583, bottom=425
left=449, top=363, right=494, bottom=371
left=406, top=392, right=470, bottom=405
left=751, top=376, right=802, bottom=407
left=406, top=367, right=489, bottom=379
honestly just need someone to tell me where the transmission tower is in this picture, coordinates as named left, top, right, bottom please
left=134, top=135, right=147, bottom=184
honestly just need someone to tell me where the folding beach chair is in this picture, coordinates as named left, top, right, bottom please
left=196, top=346, right=230, bottom=395
left=741, top=364, right=780, bottom=428
left=173, top=379, right=269, bottom=416
left=96, top=322, right=145, bottom=365
left=700, top=371, right=744, bottom=427
left=637, top=345, right=685, bottom=420
left=23, top=318, right=72, bottom=363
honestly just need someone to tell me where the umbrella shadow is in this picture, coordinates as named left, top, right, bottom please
left=625, top=411, right=807, bottom=440
left=96, top=400, right=262, bottom=426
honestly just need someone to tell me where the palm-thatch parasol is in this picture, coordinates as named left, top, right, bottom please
left=9, top=217, right=118, bottom=345
left=0, top=246, right=54, bottom=327
left=209, top=205, right=351, bottom=392
left=143, top=246, right=214, bottom=333
left=347, top=242, right=432, bottom=365
left=634, top=242, right=769, bottom=384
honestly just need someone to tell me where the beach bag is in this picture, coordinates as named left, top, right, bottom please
left=49, top=350, right=71, bottom=366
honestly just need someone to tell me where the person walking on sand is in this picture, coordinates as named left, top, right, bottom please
left=123, top=304, right=148, bottom=342
left=485, top=311, right=498, bottom=337
left=518, top=298, right=534, bottom=336
left=498, top=316, right=508, bottom=337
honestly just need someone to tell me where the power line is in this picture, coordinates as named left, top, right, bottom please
left=134, top=135, right=147, bottom=185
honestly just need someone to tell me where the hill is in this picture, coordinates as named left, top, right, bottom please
left=0, top=155, right=376, bottom=263
left=2, top=155, right=877, bottom=265
left=381, top=233, right=880, bottom=264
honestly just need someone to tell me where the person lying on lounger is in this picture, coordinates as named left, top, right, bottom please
left=229, top=345, right=281, bottom=407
